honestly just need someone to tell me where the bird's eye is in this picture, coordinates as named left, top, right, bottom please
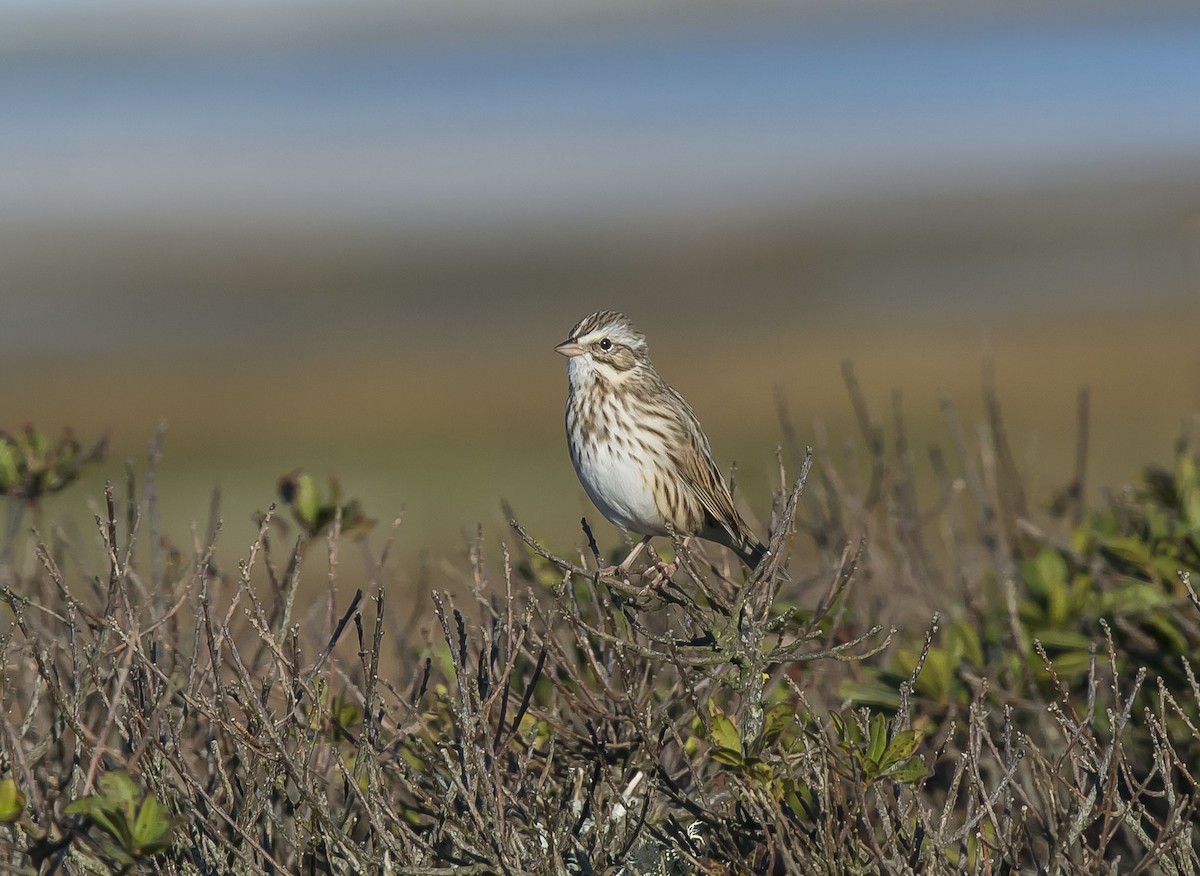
left=598, top=338, right=612, bottom=351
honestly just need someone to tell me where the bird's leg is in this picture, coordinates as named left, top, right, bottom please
left=641, top=537, right=690, bottom=591
left=597, top=535, right=652, bottom=579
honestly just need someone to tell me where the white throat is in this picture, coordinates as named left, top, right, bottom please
left=567, top=353, right=638, bottom=393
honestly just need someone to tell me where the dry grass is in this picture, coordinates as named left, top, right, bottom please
left=2, top=378, right=1200, bottom=874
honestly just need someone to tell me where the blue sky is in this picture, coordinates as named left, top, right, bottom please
left=2, top=4, right=1199, bottom=235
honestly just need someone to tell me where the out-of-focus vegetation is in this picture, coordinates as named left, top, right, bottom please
left=2, top=380, right=1200, bottom=873
left=5, top=305, right=1197, bottom=600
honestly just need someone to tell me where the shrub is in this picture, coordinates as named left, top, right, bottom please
left=0, top=391, right=1198, bottom=874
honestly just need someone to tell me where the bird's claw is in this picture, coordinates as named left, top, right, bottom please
left=638, top=559, right=679, bottom=593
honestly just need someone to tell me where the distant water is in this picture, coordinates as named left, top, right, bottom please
left=2, top=7, right=1200, bottom=231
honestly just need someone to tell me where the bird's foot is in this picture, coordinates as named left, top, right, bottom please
left=654, top=559, right=679, bottom=580
left=593, top=535, right=652, bottom=581
left=637, top=559, right=679, bottom=594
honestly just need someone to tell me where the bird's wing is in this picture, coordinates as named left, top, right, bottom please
left=668, top=388, right=755, bottom=549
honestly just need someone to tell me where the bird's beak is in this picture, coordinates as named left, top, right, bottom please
left=555, top=339, right=585, bottom=358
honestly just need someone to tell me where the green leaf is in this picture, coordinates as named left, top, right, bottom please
left=710, top=746, right=745, bottom=767
left=1101, top=537, right=1152, bottom=567
left=947, top=620, right=984, bottom=668
left=879, top=729, right=923, bottom=771
left=98, top=771, right=140, bottom=819
left=1184, top=483, right=1200, bottom=530
left=761, top=702, right=799, bottom=747
left=66, top=771, right=152, bottom=855
left=1027, top=548, right=1067, bottom=594
left=839, top=680, right=901, bottom=711
left=1036, top=649, right=1093, bottom=682
left=64, top=796, right=103, bottom=817
left=899, top=648, right=954, bottom=703
left=0, top=777, right=25, bottom=822
left=332, top=694, right=362, bottom=730
left=881, top=755, right=929, bottom=783
left=828, top=710, right=846, bottom=738
left=866, top=713, right=888, bottom=766
left=1152, top=555, right=1190, bottom=582
left=292, top=471, right=320, bottom=528
left=783, top=779, right=814, bottom=817
left=707, top=707, right=742, bottom=756
left=784, top=790, right=808, bottom=817
left=746, top=759, right=774, bottom=784
left=132, top=796, right=173, bottom=855
left=1030, top=629, right=1093, bottom=652
left=830, top=710, right=863, bottom=746
left=1067, top=573, right=1096, bottom=614
left=1141, top=611, right=1190, bottom=656
left=1098, top=581, right=1169, bottom=615
left=91, top=807, right=133, bottom=852
left=0, top=440, right=19, bottom=492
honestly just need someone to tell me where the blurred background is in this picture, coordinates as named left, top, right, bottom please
left=3, top=0, right=1200, bottom=585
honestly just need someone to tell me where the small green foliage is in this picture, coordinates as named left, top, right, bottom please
left=837, top=677, right=903, bottom=711
left=848, top=438, right=1200, bottom=719
left=65, top=772, right=177, bottom=865
left=0, top=424, right=108, bottom=504
left=1083, top=444, right=1200, bottom=583
left=1057, top=440, right=1200, bottom=682
left=830, top=711, right=928, bottom=785
left=0, top=777, right=25, bottom=823
left=527, top=553, right=566, bottom=588
left=277, top=469, right=376, bottom=540
left=694, top=700, right=808, bottom=793
left=0, top=442, right=18, bottom=490
left=330, top=691, right=363, bottom=736
left=759, top=701, right=802, bottom=749
left=897, top=645, right=956, bottom=704
left=843, top=620, right=980, bottom=714
left=704, top=703, right=745, bottom=766
left=311, top=687, right=363, bottom=745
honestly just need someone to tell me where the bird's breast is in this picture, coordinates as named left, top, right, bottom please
left=574, top=433, right=670, bottom=536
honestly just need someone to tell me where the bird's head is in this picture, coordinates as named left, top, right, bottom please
left=555, top=310, right=651, bottom=384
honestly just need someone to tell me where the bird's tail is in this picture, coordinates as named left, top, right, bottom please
left=742, top=540, right=769, bottom=569
left=704, top=519, right=786, bottom=577
left=741, top=540, right=790, bottom=580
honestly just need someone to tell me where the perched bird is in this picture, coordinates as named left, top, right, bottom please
left=556, top=310, right=769, bottom=577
